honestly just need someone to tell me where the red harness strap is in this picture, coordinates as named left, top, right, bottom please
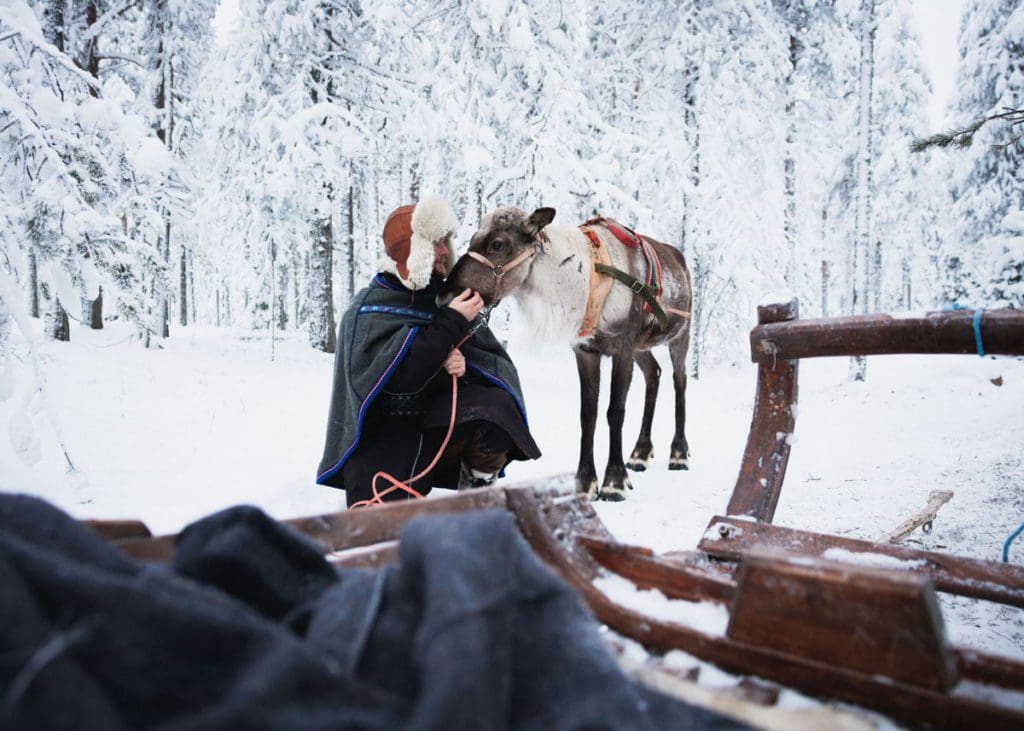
left=583, top=217, right=664, bottom=315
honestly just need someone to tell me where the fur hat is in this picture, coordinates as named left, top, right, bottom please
left=379, top=194, right=459, bottom=290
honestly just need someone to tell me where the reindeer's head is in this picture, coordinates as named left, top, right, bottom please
left=440, top=206, right=556, bottom=306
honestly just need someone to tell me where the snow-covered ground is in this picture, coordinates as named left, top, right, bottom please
left=2, top=315, right=1022, bottom=670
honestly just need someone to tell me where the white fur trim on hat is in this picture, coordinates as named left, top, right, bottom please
left=379, top=193, right=459, bottom=290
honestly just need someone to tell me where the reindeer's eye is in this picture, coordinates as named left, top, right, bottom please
left=489, top=239, right=506, bottom=253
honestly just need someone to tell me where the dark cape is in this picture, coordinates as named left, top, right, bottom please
left=0, top=493, right=750, bottom=730
left=316, top=274, right=540, bottom=495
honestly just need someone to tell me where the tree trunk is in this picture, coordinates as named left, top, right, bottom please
left=821, top=260, right=830, bottom=318
left=409, top=160, right=420, bottom=201
left=41, top=0, right=65, bottom=52
left=850, top=0, right=876, bottom=382
left=902, top=255, right=912, bottom=308
left=346, top=170, right=356, bottom=304
left=270, top=240, right=276, bottom=361
left=28, top=251, right=39, bottom=318
left=153, top=3, right=174, bottom=339
left=45, top=296, right=70, bottom=342
left=80, top=2, right=104, bottom=328
left=690, top=264, right=704, bottom=381
left=84, top=2, right=99, bottom=86
left=680, top=72, right=700, bottom=256
left=179, top=244, right=188, bottom=326
left=276, top=260, right=288, bottom=331
left=88, top=289, right=103, bottom=329
left=80, top=287, right=102, bottom=329
left=680, top=28, right=701, bottom=379
left=189, top=251, right=196, bottom=324
left=292, top=249, right=300, bottom=326
left=160, top=217, right=170, bottom=338
left=872, top=239, right=882, bottom=312
left=783, top=32, right=802, bottom=287
left=309, top=214, right=336, bottom=353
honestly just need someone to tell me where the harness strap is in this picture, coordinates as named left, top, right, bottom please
left=579, top=227, right=615, bottom=337
left=466, top=245, right=540, bottom=303
left=594, top=263, right=670, bottom=330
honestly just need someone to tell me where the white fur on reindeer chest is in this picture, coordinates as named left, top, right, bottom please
left=510, top=224, right=634, bottom=344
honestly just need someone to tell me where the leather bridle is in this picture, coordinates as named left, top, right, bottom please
left=464, top=231, right=548, bottom=303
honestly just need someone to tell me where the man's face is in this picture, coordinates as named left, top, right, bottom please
left=432, top=238, right=450, bottom=276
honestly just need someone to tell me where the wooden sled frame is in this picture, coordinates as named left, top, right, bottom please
left=89, top=301, right=1024, bottom=729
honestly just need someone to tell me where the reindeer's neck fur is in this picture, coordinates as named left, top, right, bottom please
left=510, top=223, right=628, bottom=343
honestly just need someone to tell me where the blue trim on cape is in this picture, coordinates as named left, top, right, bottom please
left=316, top=327, right=420, bottom=484
left=467, top=362, right=529, bottom=428
left=358, top=304, right=436, bottom=321
left=372, top=273, right=406, bottom=291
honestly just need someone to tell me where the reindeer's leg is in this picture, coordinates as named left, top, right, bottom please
left=626, top=350, right=660, bottom=472
left=668, top=334, right=691, bottom=470
left=599, top=351, right=634, bottom=501
left=574, top=347, right=601, bottom=499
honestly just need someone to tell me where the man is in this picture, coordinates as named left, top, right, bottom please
left=316, top=194, right=540, bottom=507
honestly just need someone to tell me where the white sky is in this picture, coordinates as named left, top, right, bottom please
left=211, top=0, right=965, bottom=130
left=911, top=0, right=966, bottom=129
left=212, top=0, right=239, bottom=45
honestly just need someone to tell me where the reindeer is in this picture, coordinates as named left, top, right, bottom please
left=440, top=207, right=692, bottom=501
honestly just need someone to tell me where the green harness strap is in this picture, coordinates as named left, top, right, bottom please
left=594, top=262, right=669, bottom=330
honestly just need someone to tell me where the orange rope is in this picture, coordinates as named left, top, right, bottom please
left=349, top=331, right=474, bottom=510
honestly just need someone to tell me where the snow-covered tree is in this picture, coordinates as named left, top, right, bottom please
left=195, top=0, right=377, bottom=351
left=870, top=0, right=940, bottom=311
left=138, top=0, right=217, bottom=335
left=944, top=0, right=1024, bottom=308
left=1, top=0, right=172, bottom=344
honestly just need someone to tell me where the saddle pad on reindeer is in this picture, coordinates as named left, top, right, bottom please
left=583, top=216, right=664, bottom=313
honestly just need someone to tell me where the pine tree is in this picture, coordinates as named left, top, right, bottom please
left=194, top=0, right=375, bottom=351
left=944, top=0, right=1024, bottom=308
left=1, top=1, right=169, bottom=342
left=870, top=0, right=939, bottom=312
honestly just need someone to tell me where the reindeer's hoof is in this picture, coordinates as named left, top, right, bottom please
left=668, top=450, right=690, bottom=470
left=622, top=444, right=655, bottom=473
left=577, top=478, right=599, bottom=500
left=626, top=450, right=652, bottom=472
left=597, top=485, right=629, bottom=501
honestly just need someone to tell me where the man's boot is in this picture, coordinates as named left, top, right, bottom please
left=458, top=461, right=498, bottom=490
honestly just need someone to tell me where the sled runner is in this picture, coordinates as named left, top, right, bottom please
left=89, top=301, right=1024, bottom=729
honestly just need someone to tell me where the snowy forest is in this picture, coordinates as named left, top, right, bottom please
left=0, top=0, right=1022, bottom=372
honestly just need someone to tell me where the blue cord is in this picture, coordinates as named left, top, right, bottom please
left=1004, top=520, right=1024, bottom=563
left=972, top=308, right=986, bottom=357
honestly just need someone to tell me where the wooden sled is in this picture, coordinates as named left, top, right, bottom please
left=89, top=301, right=1024, bottom=729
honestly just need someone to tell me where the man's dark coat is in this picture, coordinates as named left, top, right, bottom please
left=317, top=273, right=540, bottom=500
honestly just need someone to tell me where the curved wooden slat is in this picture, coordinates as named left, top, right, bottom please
left=507, top=489, right=1024, bottom=730
left=725, top=300, right=799, bottom=522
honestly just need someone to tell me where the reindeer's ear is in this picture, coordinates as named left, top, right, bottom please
left=527, top=207, right=556, bottom=233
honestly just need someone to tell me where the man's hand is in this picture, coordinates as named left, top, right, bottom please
left=447, top=288, right=484, bottom=322
left=444, top=348, right=466, bottom=377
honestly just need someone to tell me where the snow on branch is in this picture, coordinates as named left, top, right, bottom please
left=0, top=265, right=78, bottom=473
left=911, top=107, right=1024, bottom=153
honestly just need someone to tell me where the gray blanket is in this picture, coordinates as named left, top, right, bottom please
left=0, top=493, right=751, bottom=730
